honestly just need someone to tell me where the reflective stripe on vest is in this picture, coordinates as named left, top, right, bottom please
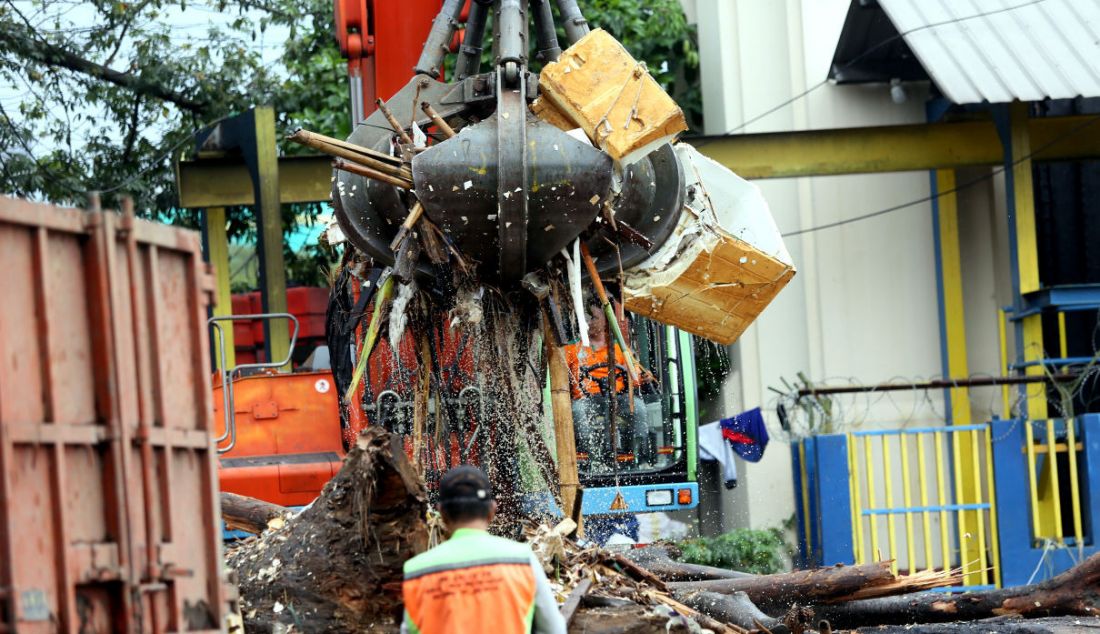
left=403, top=529, right=538, bottom=634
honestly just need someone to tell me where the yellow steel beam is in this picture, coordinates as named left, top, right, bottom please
left=206, top=206, right=235, bottom=369
left=693, top=114, right=1100, bottom=180
left=935, top=169, right=984, bottom=584
left=175, top=115, right=1100, bottom=209
left=253, top=106, right=290, bottom=369
left=1009, top=104, right=1047, bottom=421
left=176, top=154, right=331, bottom=208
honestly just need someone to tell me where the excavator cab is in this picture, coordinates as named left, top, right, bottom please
left=569, top=314, right=697, bottom=506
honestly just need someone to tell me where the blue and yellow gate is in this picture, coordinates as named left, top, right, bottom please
left=793, top=413, right=1100, bottom=588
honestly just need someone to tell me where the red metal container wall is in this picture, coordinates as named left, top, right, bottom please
left=0, top=197, right=227, bottom=633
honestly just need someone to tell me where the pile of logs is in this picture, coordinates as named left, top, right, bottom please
left=222, top=428, right=1100, bottom=633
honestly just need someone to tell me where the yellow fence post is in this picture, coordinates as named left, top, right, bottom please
left=985, top=428, right=1002, bottom=588
left=1044, top=420, right=1064, bottom=543
left=1066, top=419, right=1084, bottom=548
left=899, top=434, right=916, bottom=573
left=969, top=429, right=988, bottom=585
left=849, top=434, right=866, bottom=565
left=882, top=436, right=898, bottom=575
left=917, top=434, right=935, bottom=571
left=865, top=436, right=880, bottom=562
left=1026, top=424, right=1041, bottom=542
left=934, top=431, right=951, bottom=572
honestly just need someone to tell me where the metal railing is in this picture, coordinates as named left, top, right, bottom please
left=847, top=424, right=1000, bottom=588
left=1023, top=418, right=1085, bottom=546
left=209, top=313, right=300, bottom=453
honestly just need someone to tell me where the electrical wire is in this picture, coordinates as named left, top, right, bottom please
left=780, top=111, right=1100, bottom=237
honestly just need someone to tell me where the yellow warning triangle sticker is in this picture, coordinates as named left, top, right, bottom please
left=610, top=491, right=629, bottom=511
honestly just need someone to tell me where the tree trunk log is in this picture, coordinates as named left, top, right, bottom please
left=668, top=562, right=894, bottom=609
left=674, top=590, right=787, bottom=634
left=626, top=546, right=755, bottom=582
left=226, top=427, right=428, bottom=633
left=815, top=554, right=1100, bottom=629
left=220, top=492, right=290, bottom=535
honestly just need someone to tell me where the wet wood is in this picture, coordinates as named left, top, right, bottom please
left=226, top=427, right=428, bottom=633
left=815, top=554, right=1100, bottom=629
left=669, top=562, right=895, bottom=608
left=674, top=590, right=786, bottom=634
left=625, top=545, right=754, bottom=582
left=544, top=322, right=580, bottom=520
left=219, top=492, right=289, bottom=535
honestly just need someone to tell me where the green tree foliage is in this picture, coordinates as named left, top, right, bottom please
left=676, top=528, right=787, bottom=575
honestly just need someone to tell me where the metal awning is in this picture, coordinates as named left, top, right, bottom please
left=831, top=0, right=1100, bottom=104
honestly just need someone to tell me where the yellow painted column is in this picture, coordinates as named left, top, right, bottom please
left=207, top=207, right=235, bottom=369
left=1008, top=103, right=1055, bottom=539
left=935, top=169, right=981, bottom=583
left=253, top=106, right=290, bottom=369
left=1009, top=103, right=1046, bottom=418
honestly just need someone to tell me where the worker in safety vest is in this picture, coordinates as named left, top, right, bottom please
left=564, top=297, right=648, bottom=475
left=401, top=466, right=566, bottom=634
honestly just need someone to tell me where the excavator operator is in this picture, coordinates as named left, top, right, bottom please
left=564, top=295, right=648, bottom=475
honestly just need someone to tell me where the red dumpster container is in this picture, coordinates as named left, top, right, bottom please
left=0, top=196, right=228, bottom=632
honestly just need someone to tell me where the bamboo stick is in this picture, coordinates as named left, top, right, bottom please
left=544, top=321, right=580, bottom=521
left=333, top=160, right=412, bottom=189
left=287, top=128, right=404, bottom=166
left=389, top=202, right=425, bottom=251
left=376, top=98, right=415, bottom=145
left=420, top=102, right=457, bottom=138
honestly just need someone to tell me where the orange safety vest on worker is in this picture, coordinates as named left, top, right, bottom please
left=401, top=529, right=565, bottom=634
left=564, top=342, right=629, bottom=399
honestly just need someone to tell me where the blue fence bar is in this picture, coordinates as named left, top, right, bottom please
left=792, top=434, right=855, bottom=567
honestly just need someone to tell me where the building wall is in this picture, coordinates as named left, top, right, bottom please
left=685, top=0, right=1012, bottom=534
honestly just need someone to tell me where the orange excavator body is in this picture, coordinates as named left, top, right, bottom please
left=215, top=370, right=344, bottom=506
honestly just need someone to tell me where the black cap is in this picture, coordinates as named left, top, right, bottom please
left=439, top=465, right=494, bottom=503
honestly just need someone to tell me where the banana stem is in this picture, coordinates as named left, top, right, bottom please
left=345, top=275, right=396, bottom=402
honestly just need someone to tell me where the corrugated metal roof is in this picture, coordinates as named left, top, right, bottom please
left=876, top=0, right=1100, bottom=104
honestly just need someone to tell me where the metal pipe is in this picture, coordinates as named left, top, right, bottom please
left=455, top=0, right=491, bottom=80
left=210, top=321, right=233, bottom=444
left=553, top=0, right=590, bottom=44
left=531, top=0, right=561, bottom=63
left=796, top=372, right=1080, bottom=398
left=414, top=0, right=467, bottom=78
left=496, top=0, right=529, bottom=84
left=208, top=313, right=300, bottom=454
